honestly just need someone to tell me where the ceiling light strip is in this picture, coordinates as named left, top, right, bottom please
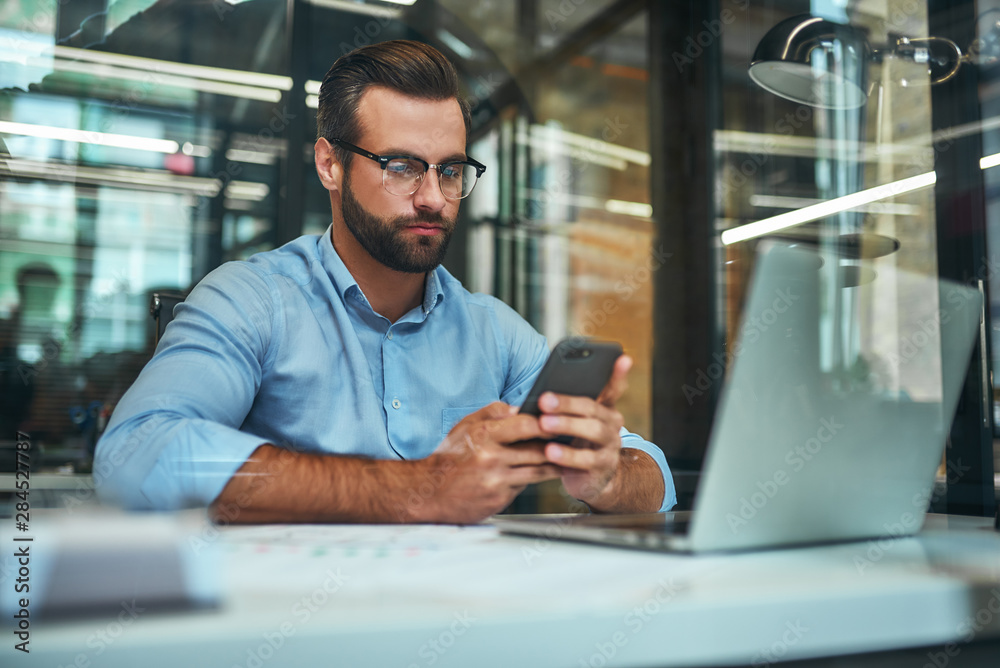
left=6, top=157, right=220, bottom=196
left=720, top=171, right=936, bottom=245
left=0, top=120, right=180, bottom=154
left=306, top=0, right=404, bottom=18
left=981, top=152, right=1000, bottom=170
left=53, top=45, right=292, bottom=90
left=529, top=125, right=650, bottom=166
left=50, top=57, right=281, bottom=103
left=748, top=194, right=921, bottom=215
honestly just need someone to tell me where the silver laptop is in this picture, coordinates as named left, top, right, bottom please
left=496, top=242, right=982, bottom=552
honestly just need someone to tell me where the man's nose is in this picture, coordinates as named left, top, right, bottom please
left=412, top=167, right=448, bottom=212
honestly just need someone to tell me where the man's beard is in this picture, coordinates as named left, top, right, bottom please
left=340, top=174, right=455, bottom=274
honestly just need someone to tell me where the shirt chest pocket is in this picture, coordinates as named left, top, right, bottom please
left=441, top=406, right=485, bottom=435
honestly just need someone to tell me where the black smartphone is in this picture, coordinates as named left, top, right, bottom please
left=519, top=338, right=623, bottom=445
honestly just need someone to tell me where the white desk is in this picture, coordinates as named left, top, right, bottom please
left=3, top=514, right=1000, bottom=667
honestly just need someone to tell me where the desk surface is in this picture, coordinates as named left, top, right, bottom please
left=0, top=472, right=93, bottom=492
left=3, top=513, right=1000, bottom=668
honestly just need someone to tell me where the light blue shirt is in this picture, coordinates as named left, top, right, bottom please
left=95, top=227, right=677, bottom=512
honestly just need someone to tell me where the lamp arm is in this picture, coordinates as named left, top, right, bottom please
left=884, top=35, right=964, bottom=84
left=905, top=37, right=964, bottom=84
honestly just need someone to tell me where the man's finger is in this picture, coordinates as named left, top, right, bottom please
left=596, top=354, right=631, bottom=407
left=487, top=413, right=553, bottom=445
left=538, top=414, right=615, bottom=446
left=545, top=442, right=607, bottom=470
left=470, top=401, right=516, bottom=420
left=538, top=392, right=619, bottom=421
left=503, top=442, right=556, bottom=467
left=507, top=463, right=562, bottom=485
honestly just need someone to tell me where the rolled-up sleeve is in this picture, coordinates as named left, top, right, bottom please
left=94, top=263, right=277, bottom=510
left=621, top=431, right=677, bottom=512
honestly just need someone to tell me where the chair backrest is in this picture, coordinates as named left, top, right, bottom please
left=149, top=291, right=186, bottom=346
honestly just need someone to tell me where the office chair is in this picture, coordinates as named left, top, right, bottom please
left=149, top=291, right=186, bottom=346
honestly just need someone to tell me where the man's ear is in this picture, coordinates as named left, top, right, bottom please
left=314, top=138, right=343, bottom=193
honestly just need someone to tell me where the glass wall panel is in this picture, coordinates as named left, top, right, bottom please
left=2, top=1, right=663, bottom=514
left=716, top=0, right=997, bottom=513
left=1, top=0, right=289, bottom=468
left=3, top=0, right=994, bottom=514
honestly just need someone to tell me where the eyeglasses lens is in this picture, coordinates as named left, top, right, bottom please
left=383, top=159, right=478, bottom=199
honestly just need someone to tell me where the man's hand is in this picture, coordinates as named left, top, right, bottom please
left=209, top=368, right=661, bottom=525
left=535, top=355, right=664, bottom=513
left=415, top=402, right=561, bottom=524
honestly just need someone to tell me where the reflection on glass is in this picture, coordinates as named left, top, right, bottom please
left=0, top=0, right=284, bottom=470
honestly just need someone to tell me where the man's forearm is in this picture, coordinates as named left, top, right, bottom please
left=586, top=448, right=665, bottom=514
left=210, top=444, right=433, bottom=524
left=211, top=404, right=564, bottom=524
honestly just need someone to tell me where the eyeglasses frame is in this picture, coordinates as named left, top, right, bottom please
left=331, top=138, right=486, bottom=200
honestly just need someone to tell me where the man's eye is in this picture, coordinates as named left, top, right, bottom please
left=386, top=161, right=410, bottom=175
left=440, top=165, right=461, bottom=179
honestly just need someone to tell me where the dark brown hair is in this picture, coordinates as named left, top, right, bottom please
left=316, top=40, right=472, bottom=167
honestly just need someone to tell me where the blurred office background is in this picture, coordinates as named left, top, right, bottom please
left=0, top=0, right=997, bottom=516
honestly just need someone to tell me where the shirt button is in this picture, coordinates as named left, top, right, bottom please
left=387, top=330, right=393, bottom=340
left=391, top=399, right=401, bottom=409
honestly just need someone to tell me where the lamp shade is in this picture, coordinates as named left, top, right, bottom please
left=749, top=14, right=870, bottom=109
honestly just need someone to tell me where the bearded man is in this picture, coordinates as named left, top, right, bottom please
left=96, top=40, right=676, bottom=522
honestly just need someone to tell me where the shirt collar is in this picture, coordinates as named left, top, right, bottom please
left=319, top=224, right=446, bottom=317
left=318, top=224, right=363, bottom=305
left=422, top=267, right=445, bottom=316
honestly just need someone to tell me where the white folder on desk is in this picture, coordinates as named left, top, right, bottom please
left=497, top=242, right=983, bottom=552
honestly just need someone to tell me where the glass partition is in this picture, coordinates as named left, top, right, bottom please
left=0, top=0, right=995, bottom=515
left=716, top=0, right=997, bottom=514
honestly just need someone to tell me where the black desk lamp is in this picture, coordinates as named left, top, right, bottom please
left=748, top=13, right=973, bottom=109
left=741, top=14, right=969, bottom=261
left=748, top=15, right=871, bottom=109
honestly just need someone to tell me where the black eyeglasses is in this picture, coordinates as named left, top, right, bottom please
left=332, top=139, right=486, bottom=200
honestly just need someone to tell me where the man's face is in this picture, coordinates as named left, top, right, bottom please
left=340, top=168, right=455, bottom=273
left=338, top=87, right=467, bottom=274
